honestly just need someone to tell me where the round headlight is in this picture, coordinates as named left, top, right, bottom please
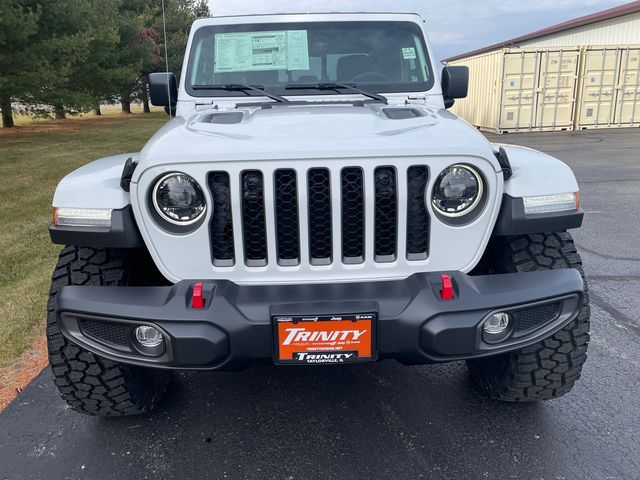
left=431, top=165, right=484, bottom=217
left=152, top=173, right=207, bottom=225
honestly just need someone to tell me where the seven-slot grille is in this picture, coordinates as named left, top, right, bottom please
left=207, top=166, right=430, bottom=268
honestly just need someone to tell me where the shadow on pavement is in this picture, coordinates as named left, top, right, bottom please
left=2, top=360, right=566, bottom=480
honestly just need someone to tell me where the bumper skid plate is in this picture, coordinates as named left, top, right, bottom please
left=56, top=270, right=584, bottom=370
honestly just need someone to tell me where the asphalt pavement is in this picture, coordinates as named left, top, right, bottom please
left=1, top=128, right=640, bottom=480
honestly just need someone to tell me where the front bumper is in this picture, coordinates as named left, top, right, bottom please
left=55, top=270, right=584, bottom=370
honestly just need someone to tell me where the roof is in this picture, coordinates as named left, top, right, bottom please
left=444, top=0, right=640, bottom=62
left=210, top=11, right=422, bottom=19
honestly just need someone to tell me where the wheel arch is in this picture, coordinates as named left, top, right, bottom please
left=491, top=144, right=583, bottom=237
left=49, top=154, right=145, bottom=248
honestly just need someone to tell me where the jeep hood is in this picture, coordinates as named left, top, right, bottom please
left=137, top=103, right=499, bottom=170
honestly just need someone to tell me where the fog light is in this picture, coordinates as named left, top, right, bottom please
left=483, top=312, right=511, bottom=335
left=134, top=325, right=164, bottom=348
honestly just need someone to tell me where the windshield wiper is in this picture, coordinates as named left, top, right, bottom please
left=285, top=82, right=388, bottom=104
left=191, top=84, right=289, bottom=103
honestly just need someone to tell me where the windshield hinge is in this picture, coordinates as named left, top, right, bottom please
left=195, top=100, right=216, bottom=110
left=405, top=95, right=427, bottom=104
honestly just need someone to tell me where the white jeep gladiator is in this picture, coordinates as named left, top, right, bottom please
left=47, top=12, right=589, bottom=416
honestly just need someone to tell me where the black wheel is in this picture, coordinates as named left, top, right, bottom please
left=467, top=232, right=590, bottom=402
left=47, top=246, right=171, bottom=416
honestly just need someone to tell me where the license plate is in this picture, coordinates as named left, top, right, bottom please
left=273, top=313, right=377, bottom=365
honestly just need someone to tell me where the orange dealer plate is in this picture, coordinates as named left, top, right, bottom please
left=273, top=313, right=377, bottom=365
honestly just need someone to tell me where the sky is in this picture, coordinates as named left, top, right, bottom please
left=207, top=0, right=630, bottom=61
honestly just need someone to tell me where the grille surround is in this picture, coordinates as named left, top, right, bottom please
left=207, top=165, right=429, bottom=267
left=211, top=165, right=429, bottom=269
left=137, top=156, right=500, bottom=285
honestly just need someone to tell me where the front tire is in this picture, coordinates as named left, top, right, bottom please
left=467, top=232, right=590, bottom=402
left=47, top=246, right=171, bottom=416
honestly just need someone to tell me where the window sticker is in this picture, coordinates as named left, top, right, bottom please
left=286, top=30, right=310, bottom=70
left=402, top=47, right=417, bottom=60
left=214, top=30, right=309, bottom=73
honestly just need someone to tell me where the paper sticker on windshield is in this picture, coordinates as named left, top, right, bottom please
left=214, top=30, right=309, bottom=73
left=285, top=30, right=310, bottom=70
left=402, top=47, right=417, bottom=60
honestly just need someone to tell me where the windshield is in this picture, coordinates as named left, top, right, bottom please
left=186, top=21, right=434, bottom=97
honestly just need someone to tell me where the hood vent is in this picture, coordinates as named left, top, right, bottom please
left=201, top=112, right=245, bottom=124
left=382, top=108, right=425, bottom=120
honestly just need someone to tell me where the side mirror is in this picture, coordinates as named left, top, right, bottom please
left=149, top=72, right=178, bottom=114
left=441, top=66, right=469, bottom=109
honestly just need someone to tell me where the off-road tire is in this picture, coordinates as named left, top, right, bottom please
left=47, top=246, right=171, bottom=416
left=467, top=232, right=590, bottom=402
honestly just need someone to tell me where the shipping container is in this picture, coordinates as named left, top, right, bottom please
left=617, top=46, right=640, bottom=126
left=448, top=48, right=581, bottom=133
left=444, top=50, right=502, bottom=130
left=576, top=45, right=640, bottom=129
left=449, top=45, right=640, bottom=133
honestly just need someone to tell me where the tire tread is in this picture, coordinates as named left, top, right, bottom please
left=47, top=246, right=170, bottom=416
left=467, top=232, right=590, bottom=402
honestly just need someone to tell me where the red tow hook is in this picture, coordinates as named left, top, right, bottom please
left=192, top=282, right=205, bottom=309
left=440, top=274, right=454, bottom=301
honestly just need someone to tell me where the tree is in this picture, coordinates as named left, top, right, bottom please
left=0, top=0, right=40, bottom=127
left=155, top=0, right=211, bottom=76
left=0, top=0, right=210, bottom=126
left=136, top=27, right=162, bottom=113
left=31, top=0, right=106, bottom=119
left=67, top=0, right=122, bottom=116
left=0, top=0, right=114, bottom=126
left=138, top=0, right=210, bottom=113
left=107, top=0, right=161, bottom=114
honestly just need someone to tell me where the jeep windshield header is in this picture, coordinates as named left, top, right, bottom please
left=186, top=21, right=434, bottom=98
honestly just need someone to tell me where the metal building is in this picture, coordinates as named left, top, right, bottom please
left=445, top=2, right=640, bottom=133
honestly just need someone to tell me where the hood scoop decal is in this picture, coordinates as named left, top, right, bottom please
left=200, top=111, right=245, bottom=124
left=382, top=108, right=425, bottom=120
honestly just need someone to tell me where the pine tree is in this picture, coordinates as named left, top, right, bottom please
left=0, top=0, right=211, bottom=127
left=0, top=0, right=40, bottom=127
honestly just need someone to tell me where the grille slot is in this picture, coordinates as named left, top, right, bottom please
left=307, top=168, right=333, bottom=265
left=80, top=320, right=132, bottom=347
left=406, top=166, right=430, bottom=260
left=341, top=167, right=365, bottom=263
left=374, top=167, right=398, bottom=262
left=208, top=172, right=235, bottom=266
left=274, top=169, right=300, bottom=265
left=241, top=170, right=267, bottom=266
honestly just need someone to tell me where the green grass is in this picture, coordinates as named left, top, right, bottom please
left=0, top=112, right=167, bottom=367
left=11, top=103, right=161, bottom=126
